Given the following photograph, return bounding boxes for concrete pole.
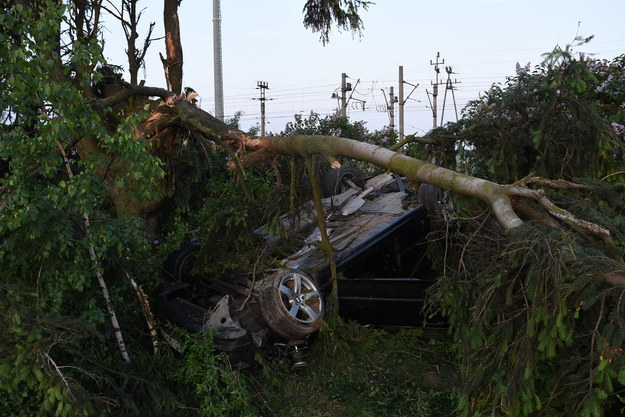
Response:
[432,78,438,129]
[256,81,269,136]
[389,86,396,130]
[441,78,448,127]
[341,72,347,118]
[430,52,443,129]
[398,66,405,142]
[212,0,224,121]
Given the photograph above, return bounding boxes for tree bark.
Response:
[233,135,525,229]
[232,135,615,247]
[161,0,183,94]
[126,0,139,85]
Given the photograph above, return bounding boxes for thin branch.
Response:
[602,170,625,181]
[389,134,437,151]
[588,295,606,391]
[305,155,339,312]
[55,140,130,363]
[42,351,74,400]
[127,273,159,356]
[90,82,174,111]
[536,194,611,243]
[514,174,589,190]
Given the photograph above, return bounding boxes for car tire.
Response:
[259,269,324,340]
[322,166,363,197]
[418,183,454,222]
[163,242,201,282]
[418,183,444,216]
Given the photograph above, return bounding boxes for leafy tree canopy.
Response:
[440,39,625,183]
[418,41,625,417]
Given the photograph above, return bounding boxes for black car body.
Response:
[156,172,444,367]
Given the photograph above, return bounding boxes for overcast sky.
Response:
[103,0,625,135]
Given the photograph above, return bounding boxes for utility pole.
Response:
[397,65,419,146]
[254,81,271,136]
[429,52,444,129]
[440,66,460,126]
[340,73,353,117]
[390,87,397,130]
[382,87,398,130]
[212,0,224,121]
[334,73,360,117]
[399,66,404,142]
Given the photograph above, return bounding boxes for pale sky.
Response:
[103,0,625,135]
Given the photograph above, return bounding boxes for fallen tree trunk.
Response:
[127,96,612,249]
[232,134,612,242]
[88,90,622,283]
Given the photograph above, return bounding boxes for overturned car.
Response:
[156,169,450,367]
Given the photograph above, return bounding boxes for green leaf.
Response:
[618,366,625,385]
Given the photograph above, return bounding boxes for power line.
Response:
[201,66,513,133]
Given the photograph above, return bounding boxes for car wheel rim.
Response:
[277,272,323,324]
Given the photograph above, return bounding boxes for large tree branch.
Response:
[153,99,613,244]
[232,135,613,240]
[103,95,613,250]
[234,135,526,229]
[389,134,437,151]
[90,82,174,111]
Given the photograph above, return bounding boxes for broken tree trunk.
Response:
[161,0,183,94]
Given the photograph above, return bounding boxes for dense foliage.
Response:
[1,3,429,416]
[0,2,177,415]
[450,40,625,182]
[425,43,625,416]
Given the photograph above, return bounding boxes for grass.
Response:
[245,317,459,417]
